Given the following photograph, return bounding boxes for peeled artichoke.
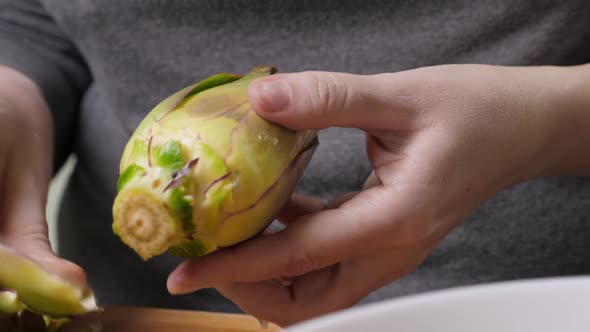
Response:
[112,66,318,260]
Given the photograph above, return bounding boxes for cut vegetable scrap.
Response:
[0,244,100,331]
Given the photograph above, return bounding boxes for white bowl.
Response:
[286,276,590,332]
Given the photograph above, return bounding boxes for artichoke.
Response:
[0,289,25,314]
[112,66,318,260]
[0,244,98,331]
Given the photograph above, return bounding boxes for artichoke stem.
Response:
[113,188,181,260]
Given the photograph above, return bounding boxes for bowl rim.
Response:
[286,275,590,331]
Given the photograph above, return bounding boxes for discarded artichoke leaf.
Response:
[0,244,98,318]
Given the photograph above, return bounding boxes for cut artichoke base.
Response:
[113,185,218,261]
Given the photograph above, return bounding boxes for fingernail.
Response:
[166,275,182,295]
[167,271,199,295]
[253,78,292,112]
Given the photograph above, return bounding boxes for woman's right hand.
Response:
[0,65,86,286]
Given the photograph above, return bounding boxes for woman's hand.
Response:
[167,64,590,326]
[0,65,86,286]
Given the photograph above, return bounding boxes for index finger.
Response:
[167,185,403,295]
[275,193,326,226]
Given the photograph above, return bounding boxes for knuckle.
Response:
[283,250,316,277]
[306,72,349,117]
[9,222,49,243]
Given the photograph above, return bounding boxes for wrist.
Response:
[536,64,590,177]
[0,65,49,121]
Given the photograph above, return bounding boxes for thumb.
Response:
[2,232,88,288]
[1,158,87,287]
[0,67,87,289]
[248,71,414,130]
[20,241,88,288]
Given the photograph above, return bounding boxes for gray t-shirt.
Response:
[1,0,590,313]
